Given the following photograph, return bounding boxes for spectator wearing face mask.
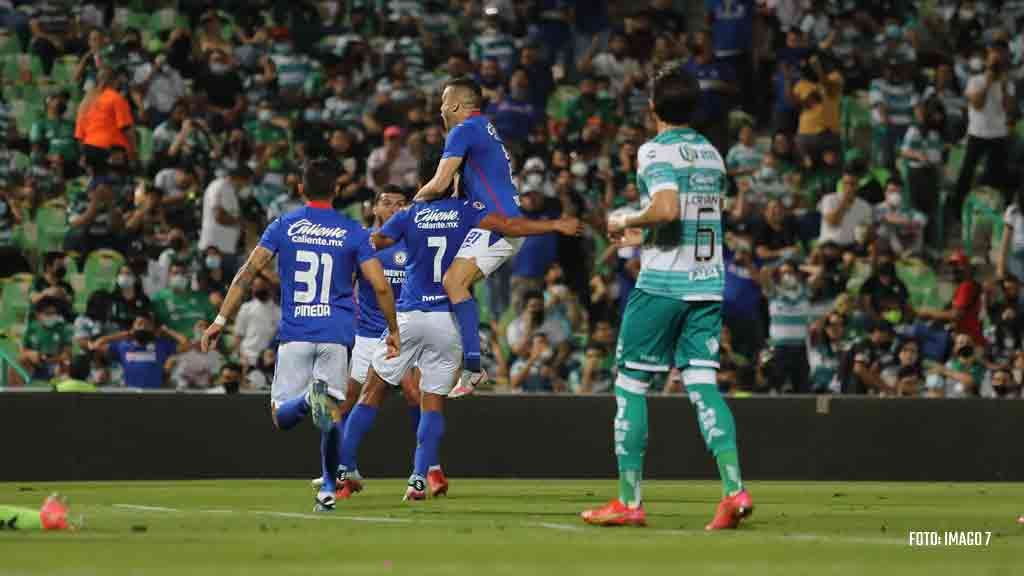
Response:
[17,298,72,384]
[245,347,277,391]
[206,363,243,395]
[152,261,215,337]
[168,319,224,390]
[506,290,570,366]
[510,332,562,393]
[196,246,230,308]
[918,249,985,347]
[92,311,190,389]
[869,59,918,171]
[760,259,813,393]
[30,251,74,320]
[842,317,898,395]
[755,199,802,266]
[881,339,923,396]
[921,63,967,142]
[233,275,281,373]
[873,179,927,258]
[199,165,251,277]
[107,264,152,331]
[195,48,245,129]
[818,156,874,247]
[808,312,850,394]
[954,41,1015,219]
[991,366,1022,399]
[859,250,910,324]
[509,186,560,310]
[901,100,945,250]
[926,332,986,398]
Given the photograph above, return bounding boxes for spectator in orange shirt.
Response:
[74,67,136,179]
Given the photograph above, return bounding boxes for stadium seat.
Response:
[83,249,125,298]
[0,273,34,329]
[136,126,154,166]
[35,199,68,255]
[961,186,1004,259]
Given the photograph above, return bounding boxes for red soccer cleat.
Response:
[335,477,364,500]
[39,493,71,531]
[427,468,448,497]
[580,500,647,527]
[705,489,754,531]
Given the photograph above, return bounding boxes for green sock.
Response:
[685,381,744,497]
[614,384,648,508]
[715,449,743,497]
[0,505,43,530]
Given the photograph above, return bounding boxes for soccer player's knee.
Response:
[614,369,651,395]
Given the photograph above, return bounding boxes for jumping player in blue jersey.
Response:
[343,150,582,501]
[414,76,533,398]
[201,158,399,513]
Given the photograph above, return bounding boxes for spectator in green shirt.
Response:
[19,297,72,382]
[152,261,216,336]
[29,93,78,170]
[244,100,289,149]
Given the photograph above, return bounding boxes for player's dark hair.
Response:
[375,184,410,204]
[444,75,483,108]
[418,146,444,187]
[303,157,338,200]
[44,251,65,269]
[650,67,698,126]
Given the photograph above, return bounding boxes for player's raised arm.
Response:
[414,156,463,202]
[359,257,400,358]
[479,212,584,237]
[202,245,274,352]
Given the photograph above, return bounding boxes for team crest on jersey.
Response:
[394,251,407,265]
[472,201,485,210]
[706,337,719,355]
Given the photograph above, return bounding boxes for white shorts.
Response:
[454,228,523,277]
[271,341,348,408]
[371,310,462,396]
[349,334,378,385]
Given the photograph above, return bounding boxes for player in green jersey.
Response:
[580,67,753,530]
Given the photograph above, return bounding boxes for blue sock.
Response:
[340,404,378,472]
[413,411,445,478]
[333,416,346,478]
[275,395,309,430]
[319,425,339,492]
[452,299,481,373]
[408,405,421,436]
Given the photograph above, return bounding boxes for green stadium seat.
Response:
[0,273,34,329]
[83,249,125,298]
[136,125,154,166]
[35,199,68,254]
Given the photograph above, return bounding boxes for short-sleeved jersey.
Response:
[378,199,486,313]
[635,127,726,301]
[441,113,521,218]
[356,229,407,338]
[259,204,375,345]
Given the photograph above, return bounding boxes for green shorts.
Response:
[615,289,722,373]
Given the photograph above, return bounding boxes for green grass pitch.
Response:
[1,479,1021,575]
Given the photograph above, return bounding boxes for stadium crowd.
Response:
[1,0,1023,399]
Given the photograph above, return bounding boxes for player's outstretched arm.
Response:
[414,156,463,202]
[479,213,584,237]
[202,246,274,352]
[359,258,400,358]
[607,188,680,233]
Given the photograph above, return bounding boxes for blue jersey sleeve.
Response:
[354,228,376,265]
[258,217,283,254]
[379,208,410,244]
[442,122,473,159]
[109,340,126,363]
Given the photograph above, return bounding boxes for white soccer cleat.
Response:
[313,490,336,512]
[448,369,487,399]
[403,475,426,501]
[308,379,337,431]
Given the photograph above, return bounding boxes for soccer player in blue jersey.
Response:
[311,184,433,498]
[414,76,530,398]
[342,150,582,500]
[201,158,399,513]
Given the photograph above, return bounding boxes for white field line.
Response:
[110,505,904,546]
